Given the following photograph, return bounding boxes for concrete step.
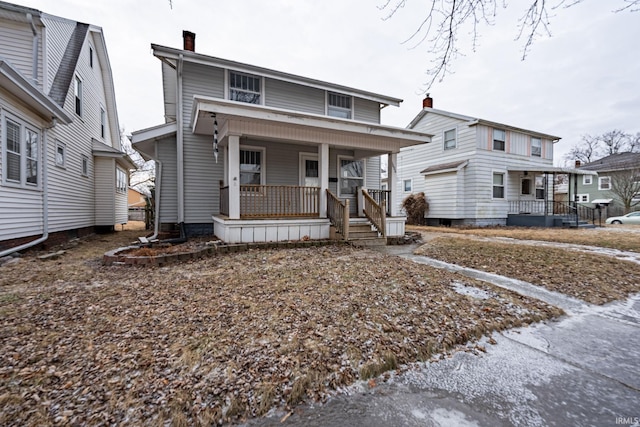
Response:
[348,236,388,247]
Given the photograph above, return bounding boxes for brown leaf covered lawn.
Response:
[415,236,640,305]
[0,233,562,426]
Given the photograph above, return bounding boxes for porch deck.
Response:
[507,200,601,228]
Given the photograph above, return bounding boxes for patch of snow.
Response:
[451,281,495,300]
[430,407,480,427]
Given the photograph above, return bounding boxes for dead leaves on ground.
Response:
[1,241,561,425]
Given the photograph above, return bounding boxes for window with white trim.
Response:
[89,46,94,68]
[575,194,589,203]
[338,157,364,196]
[2,112,39,188]
[599,176,611,190]
[535,176,545,200]
[403,179,412,192]
[443,128,457,150]
[492,172,505,198]
[116,167,127,193]
[82,155,89,177]
[240,148,265,186]
[327,92,352,119]
[229,71,261,104]
[74,76,83,116]
[100,107,106,138]
[55,141,66,167]
[493,129,505,151]
[583,175,593,185]
[531,137,541,157]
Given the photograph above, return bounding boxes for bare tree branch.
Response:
[380,0,639,91]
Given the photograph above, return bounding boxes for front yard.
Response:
[1,225,638,425]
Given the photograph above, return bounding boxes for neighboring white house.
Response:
[0,1,133,252]
[132,31,431,244]
[396,97,596,227]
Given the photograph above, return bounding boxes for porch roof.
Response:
[507,166,597,176]
[420,160,469,175]
[190,96,432,154]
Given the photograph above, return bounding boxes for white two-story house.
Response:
[0,1,133,253]
[396,97,596,227]
[132,31,432,244]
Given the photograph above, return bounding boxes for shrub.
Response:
[402,192,429,225]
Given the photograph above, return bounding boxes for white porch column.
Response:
[318,143,329,218]
[388,153,398,216]
[228,134,241,219]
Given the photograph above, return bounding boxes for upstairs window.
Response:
[100,107,106,138]
[583,175,592,185]
[493,129,505,151]
[328,92,352,119]
[531,137,541,157]
[599,176,611,190]
[2,113,39,188]
[443,128,457,150]
[229,71,261,104]
[74,76,83,116]
[89,46,94,68]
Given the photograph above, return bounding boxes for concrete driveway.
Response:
[244,243,640,427]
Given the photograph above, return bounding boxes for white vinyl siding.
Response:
[424,172,464,218]
[94,157,116,226]
[157,137,178,222]
[0,18,43,86]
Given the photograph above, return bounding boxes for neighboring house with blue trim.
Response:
[0,1,133,253]
[575,152,640,216]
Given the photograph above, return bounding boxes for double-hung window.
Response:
[328,92,352,119]
[531,137,541,157]
[100,107,106,138]
[599,176,611,190]
[55,141,66,168]
[492,172,505,198]
[2,113,39,188]
[403,179,412,192]
[229,71,261,104]
[535,176,545,199]
[116,167,127,193]
[338,157,364,196]
[493,129,506,151]
[443,128,457,150]
[583,175,592,185]
[240,148,264,187]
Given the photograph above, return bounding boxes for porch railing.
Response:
[508,200,599,226]
[219,185,320,218]
[362,189,386,238]
[367,189,391,216]
[327,189,349,239]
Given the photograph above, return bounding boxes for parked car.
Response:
[605,212,640,224]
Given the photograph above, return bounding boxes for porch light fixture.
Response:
[212,113,219,162]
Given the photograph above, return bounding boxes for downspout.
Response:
[149,159,162,240]
[176,54,184,224]
[0,120,55,257]
[27,13,39,86]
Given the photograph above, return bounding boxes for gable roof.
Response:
[579,152,640,172]
[48,22,89,107]
[408,107,561,142]
[151,44,403,108]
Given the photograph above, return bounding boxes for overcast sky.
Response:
[16,0,640,165]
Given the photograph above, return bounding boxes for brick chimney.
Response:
[422,94,433,109]
[575,160,581,168]
[183,30,196,52]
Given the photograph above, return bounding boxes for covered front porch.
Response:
[506,166,599,227]
[192,96,431,243]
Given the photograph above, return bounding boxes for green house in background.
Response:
[575,152,640,217]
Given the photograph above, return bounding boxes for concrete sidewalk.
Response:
[244,244,640,427]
